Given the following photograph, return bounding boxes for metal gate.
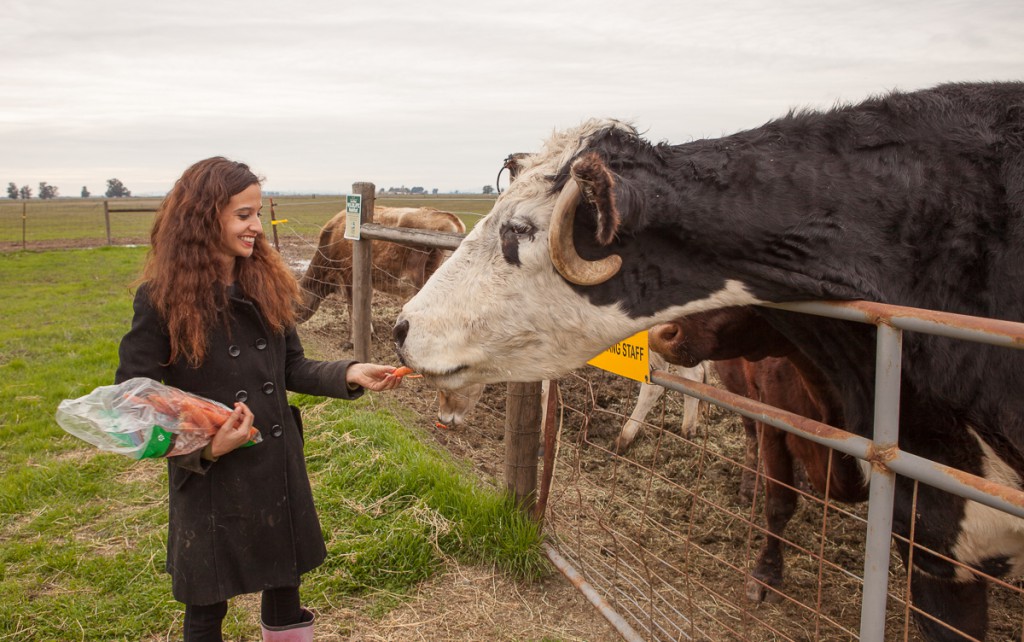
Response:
[542,299,1024,641]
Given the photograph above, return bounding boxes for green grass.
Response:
[0,247,544,640]
[0,194,496,247]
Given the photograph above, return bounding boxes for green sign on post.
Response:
[344,194,362,240]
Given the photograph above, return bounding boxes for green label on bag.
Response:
[139,425,174,459]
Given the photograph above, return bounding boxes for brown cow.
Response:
[296,207,466,339]
[650,307,868,604]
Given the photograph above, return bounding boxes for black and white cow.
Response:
[394,82,1024,641]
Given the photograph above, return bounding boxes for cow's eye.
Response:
[508,222,536,238]
[500,221,536,266]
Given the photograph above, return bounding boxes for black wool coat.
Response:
[115,284,361,605]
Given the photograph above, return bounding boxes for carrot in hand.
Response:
[129,388,259,441]
[392,366,423,379]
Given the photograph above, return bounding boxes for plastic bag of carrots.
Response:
[56,377,262,459]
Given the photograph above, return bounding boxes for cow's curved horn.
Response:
[549,179,622,285]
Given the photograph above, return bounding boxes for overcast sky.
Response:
[2,0,1022,196]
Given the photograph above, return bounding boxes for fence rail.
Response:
[0,194,495,252]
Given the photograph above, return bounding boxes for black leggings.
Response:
[183,586,302,641]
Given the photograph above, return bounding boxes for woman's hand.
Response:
[346,363,403,391]
[209,402,255,457]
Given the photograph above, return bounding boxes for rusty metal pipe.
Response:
[764,300,1024,349]
[544,543,646,642]
[650,370,1024,518]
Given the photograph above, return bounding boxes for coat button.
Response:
[255,338,267,350]
[262,382,275,395]
[235,390,248,402]
[228,345,240,357]
[270,424,283,438]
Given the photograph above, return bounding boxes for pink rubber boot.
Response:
[261,607,314,642]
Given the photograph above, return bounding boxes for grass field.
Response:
[0,194,497,249]
[0,247,543,640]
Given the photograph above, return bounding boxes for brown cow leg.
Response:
[746,425,795,604]
[739,416,759,503]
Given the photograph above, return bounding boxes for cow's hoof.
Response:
[745,576,783,604]
[611,437,632,455]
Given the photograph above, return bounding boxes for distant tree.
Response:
[38,182,59,199]
[411,186,425,194]
[482,185,494,195]
[19,185,32,199]
[432,188,438,195]
[81,186,90,198]
[105,178,131,198]
[6,182,17,199]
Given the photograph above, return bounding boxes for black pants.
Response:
[183,586,302,641]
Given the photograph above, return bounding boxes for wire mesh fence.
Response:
[437,360,1024,642]
[0,194,493,252]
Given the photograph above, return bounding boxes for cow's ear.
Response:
[570,152,620,246]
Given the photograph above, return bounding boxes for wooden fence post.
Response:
[351,182,375,362]
[22,201,27,250]
[505,381,543,512]
[269,198,279,251]
[103,200,112,245]
[499,154,544,515]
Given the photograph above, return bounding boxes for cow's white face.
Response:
[394,192,758,389]
[393,119,761,389]
[395,193,639,388]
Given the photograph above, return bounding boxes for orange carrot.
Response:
[177,397,218,436]
[392,366,423,379]
[128,394,177,417]
[129,389,259,439]
[181,396,231,428]
[175,419,204,435]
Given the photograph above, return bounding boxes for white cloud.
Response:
[1,0,1022,194]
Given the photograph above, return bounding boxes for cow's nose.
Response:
[652,322,681,346]
[393,318,409,348]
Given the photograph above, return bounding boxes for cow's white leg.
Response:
[613,380,665,453]
[676,362,707,437]
[614,356,710,453]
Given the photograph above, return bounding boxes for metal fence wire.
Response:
[309,211,1024,642]
[540,301,1024,642]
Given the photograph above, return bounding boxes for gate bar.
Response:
[859,322,901,642]
[649,372,1024,519]
[764,300,1024,349]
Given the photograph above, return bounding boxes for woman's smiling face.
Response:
[217,183,263,277]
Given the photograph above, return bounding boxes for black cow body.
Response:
[395,82,1024,640]
[571,83,1024,641]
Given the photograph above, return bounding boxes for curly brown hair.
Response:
[141,157,299,366]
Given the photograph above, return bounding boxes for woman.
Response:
[116,157,402,641]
